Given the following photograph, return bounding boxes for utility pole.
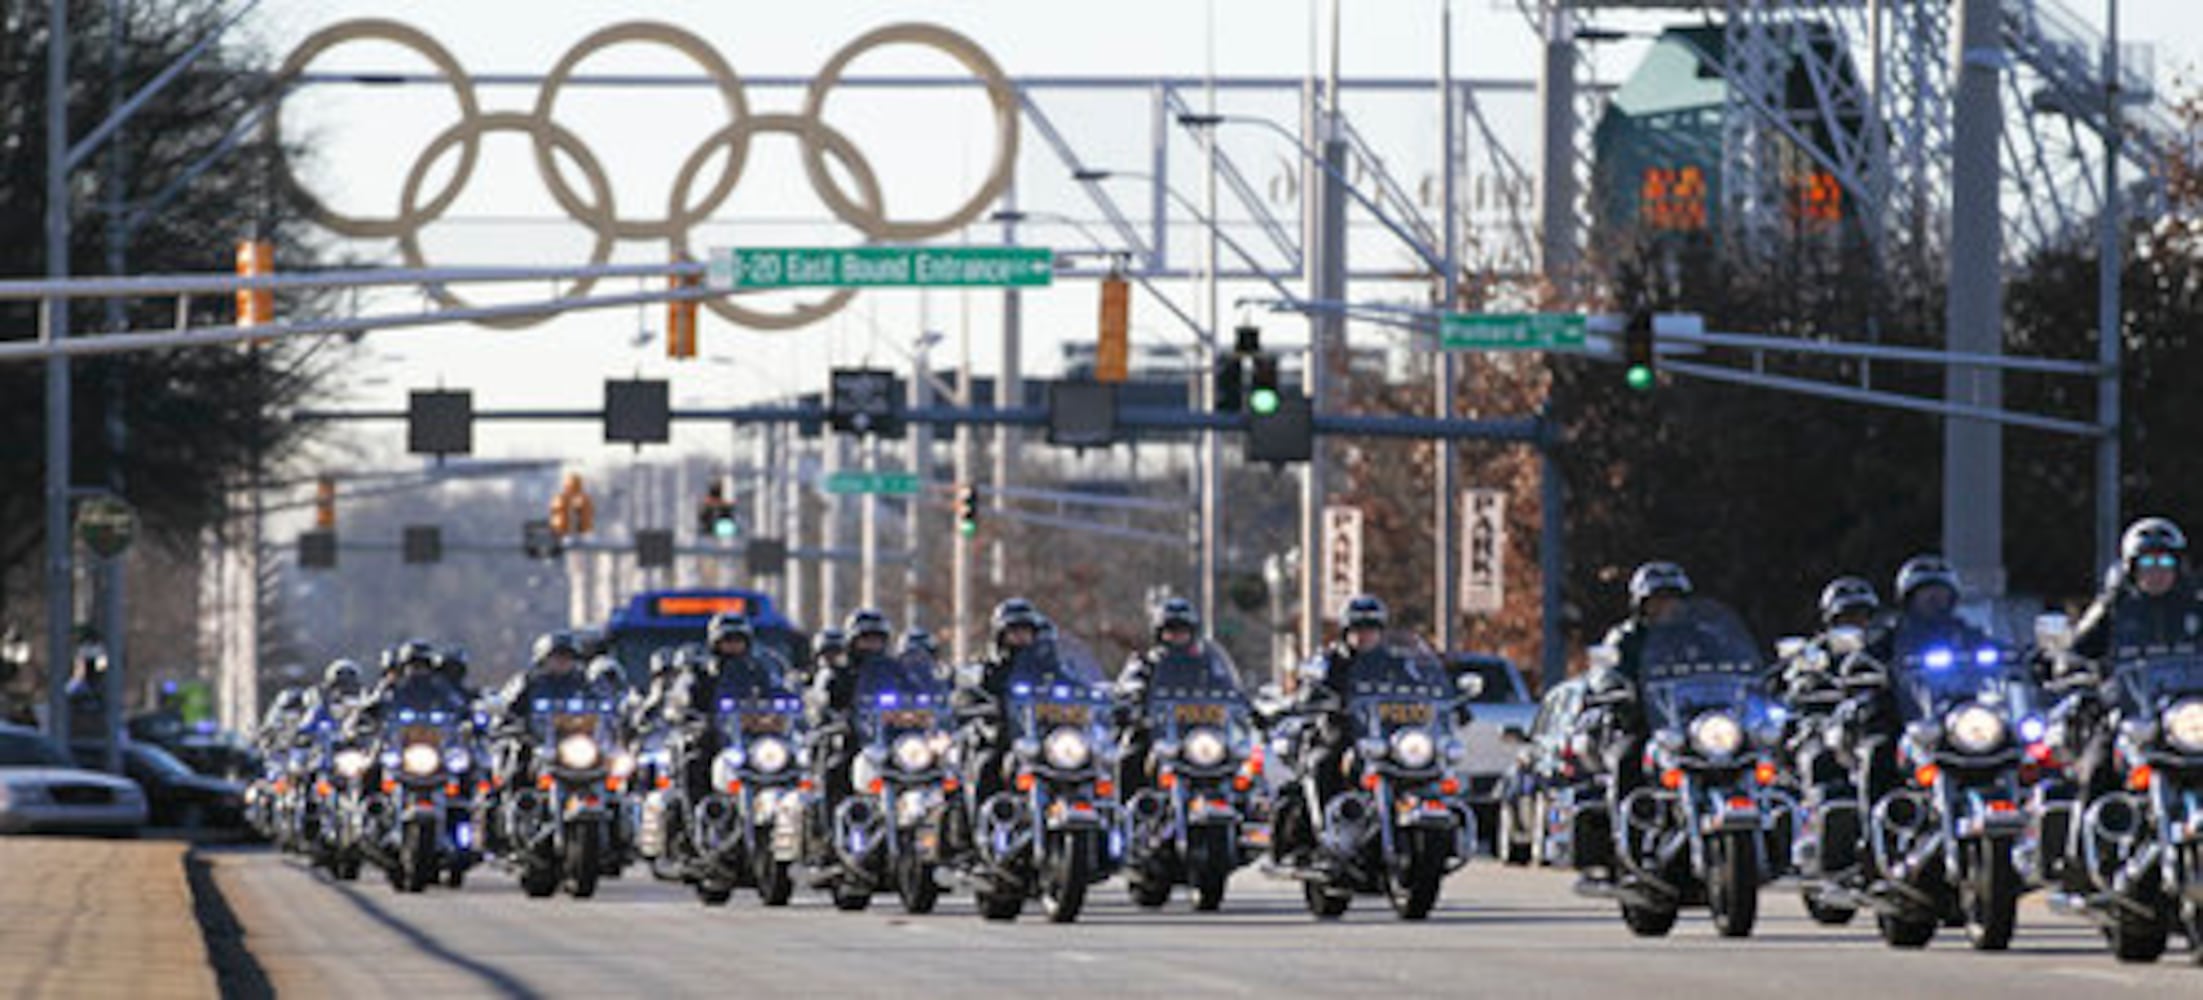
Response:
[98,0,129,774]
[993,183,1022,588]
[907,329,936,630]
[2095,0,2123,573]
[822,436,845,621]
[1200,13,1223,633]
[1434,0,1460,652]
[953,293,977,664]
[860,439,879,610]
[1946,0,2006,597]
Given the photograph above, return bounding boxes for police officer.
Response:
[1577,563,1695,822]
[809,609,895,819]
[669,614,784,806]
[952,598,1045,811]
[436,646,477,703]
[1777,577,1880,790]
[1272,594,1390,865]
[1835,555,1993,808]
[352,639,466,739]
[799,628,846,692]
[1115,597,1204,797]
[2059,518,2203,879]
[491,632,592,785]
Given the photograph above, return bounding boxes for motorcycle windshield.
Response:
[2109,646,2203,716]
[854,651,952,741]
[714,695,803,741]
[1003,638,1114,744]
[1341,633,1452,742]
[1889,638,2029,724]
[712,651,797,703]
[1635,601,1771,732]
[1145,643,1252,737]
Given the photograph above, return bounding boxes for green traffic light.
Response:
[712,517,739,540]
[1626,365,1655,391]
[1249,387,1281,415]
[958,519,977,538]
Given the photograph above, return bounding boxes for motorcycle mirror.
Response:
[1775,636,1807,661]
[2033,612,2074,654]
[1586,644,1621,673]
[1826,626,1865,656]
[1455,672,1486,700]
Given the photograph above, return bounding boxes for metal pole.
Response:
[1200,14,1223,633]
[44,0,75,746]
[1539,416,1566,684]
[993,183,1022,588]
[1300,3,1346,657]
[860,440,879,610]
[1535,1,1580,295]
[97,0,130,774]
[1946,0,2006,597]
[2095,0,2123,573]
[782,424,807,628]
[821,436,843,620]
[953,296,976,664]
[906,332,933,630]
[1434,0,1459,651]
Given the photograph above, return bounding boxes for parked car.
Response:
[0,724,148,836]
[1445,653,1538,847]
[1494,676,1589,866]
[71,740,247,832]
[130,713,263,782]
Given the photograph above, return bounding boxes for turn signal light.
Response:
[1753,761,1779,787]
[725,779,743,795]
[798,778,815,793]
[2126,765,2154,792]
[446,782,462,797]
[655,775,673,791]
[942,776,960,793]
[1438,777,1462,796]
[1014,772,1036,793]
[1157,771,1178,790]
[313,780,332,797]
[1231,775,1253,793]
[1095,779,1116,799]
[1659,769,1684,791]
[537,774,556,792]
[868,777,886,795]
[606,775,626,793]
[1912,764,1940,789]
[1360,773,1383,792]
[380,779,398,794]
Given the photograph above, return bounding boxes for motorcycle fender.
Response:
[1396,799,1456,830]
[769,794,805,862]
[1700,793,1762,835]
[1956,790,2025,839]
[1187,797,1240,824]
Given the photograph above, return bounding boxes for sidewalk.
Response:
[0,837,220,998]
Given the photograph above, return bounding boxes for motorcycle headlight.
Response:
[1043,727,1093,770]
[748,737,792,775]
[333,749,370,778]
[400,743,441,777]
[2162,698,2203,754]
[892,734,937,773]
[1945,704,2007,755]
[443,746,472,774]
[1689,712,1745,760]
[1184,727,1230,769]
[1390,729,1438,769]
[555,734,601,770]
[609,751,637,778]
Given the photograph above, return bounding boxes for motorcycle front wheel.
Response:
[896,853,940,914]
[565,826,602,899]
[755,852,794,907]
[1387,828,1448,920]
[1189,824,1233,912]
[1706,831,1759,938]
[399,820,437,894]
[1621,902,1678,937]
[1303,879,1352,919]
[1042,830,1094,924]
[1961,836,2017,951]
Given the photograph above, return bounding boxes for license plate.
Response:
[882,709,936,729]
[1377,702,1434,725]
[1034,703,1092,726]
[1174,703,1229,726]
[400,726,441,745]
[740,714,789,734]
[553,715,597,738]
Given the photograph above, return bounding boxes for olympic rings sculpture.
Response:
[265,19,1021,330]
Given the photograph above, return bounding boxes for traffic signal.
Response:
[235,239,273,327]
[1624,309,1656,391]
[1095,275,1129,383]
[1214,355,1245,413]
[523,519,560,559]
[298,530,337,570]
[550,474,594,537]
[314,476,336,531]
[1249,355,1282,416]
[667,273,699,359]
[697,482,739,539]
[1247,391,1314,464]
[402,525,442,565]
[955,484,981,538]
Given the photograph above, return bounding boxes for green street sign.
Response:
[1439,312,1586,351]
[75,495,138,560]
[709,246,1054,290]
[823,471,923,496]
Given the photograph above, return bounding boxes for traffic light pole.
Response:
[43,0,75,752]
[1433,2,1460,652]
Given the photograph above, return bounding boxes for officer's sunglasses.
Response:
[2138,553,2179,570]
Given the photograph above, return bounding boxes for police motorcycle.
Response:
[1573,602,1784,938]
[950,636,1123,922]
[365,694,475,893]
[500,691,634,899]
[1773,631,1869,926]
[1827,630,2041,949]
[640,653,808,907]
[778,651,956,913]
[2037,616,2203,962]
[1269,633,1478,920]
[1122,642,1265,911]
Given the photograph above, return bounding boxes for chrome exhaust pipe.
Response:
[2081,792,2144,887]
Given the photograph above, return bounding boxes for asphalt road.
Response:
[206,850,2195,999]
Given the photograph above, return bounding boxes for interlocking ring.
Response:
[267,18,1024,332]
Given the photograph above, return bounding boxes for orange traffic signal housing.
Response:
[1095,275,1129,383]
[667,273,699,359]
[235,239,274,326]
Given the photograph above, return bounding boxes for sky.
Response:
[248,0,2203,491]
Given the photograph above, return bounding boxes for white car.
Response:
[0,724,148,836]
